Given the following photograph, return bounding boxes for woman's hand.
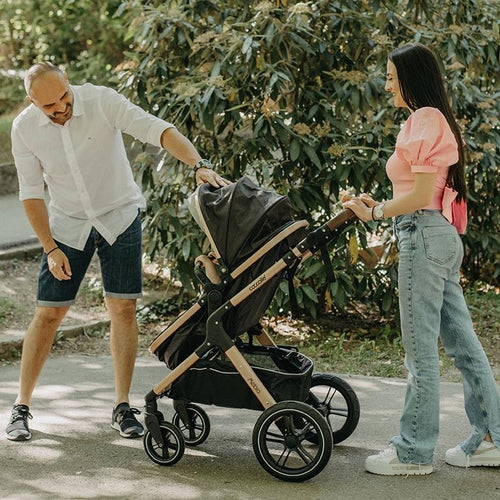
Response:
[342,197,374,222]
[359,193,377,207]
[339,190,355,203]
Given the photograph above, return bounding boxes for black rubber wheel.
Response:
[143,422,185,466]
[252,401,332,482]
[306,373,360,444]
[172,403,211,446]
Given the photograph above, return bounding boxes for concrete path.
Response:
[1,355,498,500]
[0,193,38,248]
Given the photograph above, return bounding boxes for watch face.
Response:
[196,159,212,169]
[375,205,384,218]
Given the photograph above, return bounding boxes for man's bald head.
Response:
[24,62,65,96]
[25,62,73,125]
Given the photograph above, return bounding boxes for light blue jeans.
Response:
[390,210,500,464]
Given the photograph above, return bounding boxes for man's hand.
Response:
[195,167,231,188]
[47,248,72,281]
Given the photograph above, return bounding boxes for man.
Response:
[6,61,229,441]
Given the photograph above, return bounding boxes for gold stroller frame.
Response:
[143,208,356,482]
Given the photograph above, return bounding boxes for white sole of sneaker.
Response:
[446,458,500,467]
[111,421,144,438]
[366,464,434,476]
[6,431,31,441]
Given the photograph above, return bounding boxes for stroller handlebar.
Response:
[325,208,357,231]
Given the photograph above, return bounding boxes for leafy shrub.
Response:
[115,0,500,316]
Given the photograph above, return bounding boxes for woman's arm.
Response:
[343,172,437,221]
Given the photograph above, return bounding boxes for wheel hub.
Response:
[284,434,299,448]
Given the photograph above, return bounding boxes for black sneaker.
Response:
[6,404,32,441]
[111,402,144,438]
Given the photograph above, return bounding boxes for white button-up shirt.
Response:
[11,83,174,250]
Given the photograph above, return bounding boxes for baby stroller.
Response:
[144,177,360,482]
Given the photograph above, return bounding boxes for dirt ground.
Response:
[1,255,499,382]
[0,254,173,359]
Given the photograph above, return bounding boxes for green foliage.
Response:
[115,0,500,316]
[0,0,128,111]
[0,0,498,317]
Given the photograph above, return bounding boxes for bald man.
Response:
[6,62,229,441]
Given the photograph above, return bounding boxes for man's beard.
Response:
[50,103,73,123]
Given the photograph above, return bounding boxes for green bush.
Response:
[1,1,497,317]
[116,0,499,316]
[0,0,128,102]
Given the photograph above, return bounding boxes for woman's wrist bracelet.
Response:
[46,246,59,256]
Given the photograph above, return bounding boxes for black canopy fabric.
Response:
[189,177,293,268]
[158,177,305,368]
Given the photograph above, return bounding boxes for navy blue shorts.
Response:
[37,213,142,307]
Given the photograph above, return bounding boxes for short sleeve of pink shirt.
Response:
[395,107,458,173]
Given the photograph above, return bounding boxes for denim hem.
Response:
[37,299,75,307]
[103,291,142,300]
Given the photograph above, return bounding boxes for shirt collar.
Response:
[37,84,82,126]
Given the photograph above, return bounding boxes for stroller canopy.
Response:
[188,177,293,268]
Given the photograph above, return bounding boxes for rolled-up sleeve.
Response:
[11,125,45,200]
[99,87,175,147]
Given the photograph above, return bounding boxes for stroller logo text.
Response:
[249,275,267,291]
[248,377,261,393]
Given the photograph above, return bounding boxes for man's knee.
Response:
[33,306,68,326]
[106,298,137,324]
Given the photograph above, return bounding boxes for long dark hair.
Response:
[389,43,467,202]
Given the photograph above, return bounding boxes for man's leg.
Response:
[97,212,144,438]
[106,297,143,438]
[105,297,138,406]
[6,234,94,441]
[17,306,69,406]
[6,305,69,440]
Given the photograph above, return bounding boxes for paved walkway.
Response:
[0,193,39,248]
[1,355,499,500]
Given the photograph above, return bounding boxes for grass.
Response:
[252,281,500,382]
[0,114,14,164]
[0,297,18,327]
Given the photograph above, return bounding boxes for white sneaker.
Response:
[365,444,433,476]
[445,440,500,467]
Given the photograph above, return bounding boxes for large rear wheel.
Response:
[306,373,360,444]
[252,401,332,482]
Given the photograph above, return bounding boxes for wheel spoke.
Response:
[265,429,286,445]
[328,408,348,418]
[295,420,315,440]
[277,447,293,467]
[295,444,314,465]
[324,387,338,406]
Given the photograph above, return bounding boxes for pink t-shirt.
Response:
[386,107,459,210]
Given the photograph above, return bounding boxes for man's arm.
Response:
[23,199,72,280]
[160,127,201,167]
[160,127,230,187]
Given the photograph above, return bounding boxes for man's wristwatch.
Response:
[193,159,213,172]
[372,202,387,221]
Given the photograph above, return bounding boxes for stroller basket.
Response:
[169,344,313,411]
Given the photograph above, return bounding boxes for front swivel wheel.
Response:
[172,403,211,446]
[144,421,185,466]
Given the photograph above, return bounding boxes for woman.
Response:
[343,42,500,475]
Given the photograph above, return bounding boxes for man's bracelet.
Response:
[193,159,213,173]
[46,246,59,256]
